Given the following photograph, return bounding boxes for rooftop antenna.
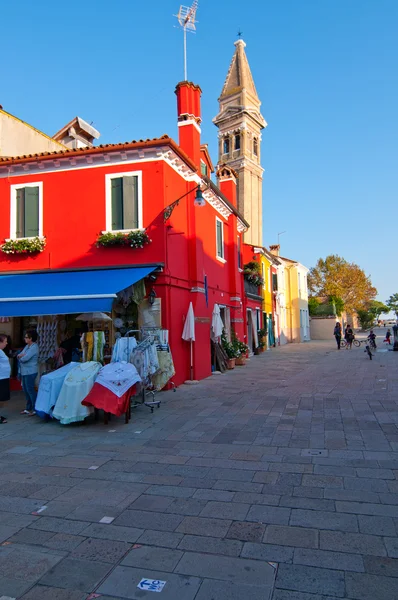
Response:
[277,230,286,246]
[175,0,198,81]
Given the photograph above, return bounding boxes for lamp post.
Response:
[163,184,206,222]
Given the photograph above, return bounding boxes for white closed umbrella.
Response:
[182,302,195,380]
[211,304,224,341]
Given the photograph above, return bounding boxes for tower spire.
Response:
[213,39,267,247]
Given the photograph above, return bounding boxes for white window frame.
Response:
[216,217,226,263]
[10,182,43,240]
[105,170,143,233]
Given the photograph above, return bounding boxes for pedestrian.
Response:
[18,329,39,416]
[0,334,10,423]
[385,329,391,345]
[345,324,354,349]
[333,322,342,349]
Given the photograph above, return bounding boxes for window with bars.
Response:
[216,218,224,260]
[110,175,139,231]
[13,185,41,238]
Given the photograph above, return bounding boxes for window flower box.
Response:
[1,237,46,255]
[97,230,151,249]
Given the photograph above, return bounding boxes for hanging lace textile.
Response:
[82,362,141,417]
[52,361,101,425]
[36,362,79,420]
[151,349,175,391]
[37,318,58,363]
[81,332,105,363]
[130,339,159,385]
[112,336,138,363]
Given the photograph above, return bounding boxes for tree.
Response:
[308,255,377,314]
[357,309,375,330]
[386,293,398,317]
[368,300,389,319]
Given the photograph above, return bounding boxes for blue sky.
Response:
[2,0,397,310]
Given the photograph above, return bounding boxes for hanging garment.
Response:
[82,362,141,416]
[35,362,79,420]
[52,361,101,425]
[151,350,175,391]
[130,341,159,384]
[112,336,138,363]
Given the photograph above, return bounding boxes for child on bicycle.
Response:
[367,330,377,349]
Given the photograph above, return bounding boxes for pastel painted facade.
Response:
[0,108,66,157]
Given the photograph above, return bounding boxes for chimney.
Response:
[175,81,202,169]
[269,244,280,256]
[216,164,238,207]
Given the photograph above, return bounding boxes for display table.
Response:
[36,362,79,420]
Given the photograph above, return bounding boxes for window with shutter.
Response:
[110,175,139,231]
[15,186,39,238]
[216,219,224,259]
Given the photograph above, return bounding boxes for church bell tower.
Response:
[213,39,266,247]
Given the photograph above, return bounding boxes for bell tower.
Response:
[213,39,266,246]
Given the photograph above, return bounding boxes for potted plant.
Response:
[243,261,264,287]
[221,332,238,369]
[97,230,151,248]
[254,340,266,354]
[234,338,249,365]
[257,328,267,353]
[1,236,46,255]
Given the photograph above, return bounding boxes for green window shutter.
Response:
[24,187,40,237]
[111,177,124,230]
[216,220,223,258]
[122,176,139,230]
[16,188,25,238]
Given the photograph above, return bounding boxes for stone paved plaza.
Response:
[0,338,397,599]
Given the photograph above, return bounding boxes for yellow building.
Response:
[253,246,280,348]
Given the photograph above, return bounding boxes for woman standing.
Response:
[0,335,10,423]
[18,329,39,416]
[345,324,354,349]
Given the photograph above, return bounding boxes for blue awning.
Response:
[0,266,156,317]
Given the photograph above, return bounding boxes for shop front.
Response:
[0,264,177,424]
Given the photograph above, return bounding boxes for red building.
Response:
[0,82,264,385]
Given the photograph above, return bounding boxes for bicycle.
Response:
[340,339,362,348]
[364,344,373,360]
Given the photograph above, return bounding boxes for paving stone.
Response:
[275,563,345,597]
[356,468,395,479]
[7,528,55,546]
[385,537,398,558]
[177,534,242,557]
[71,537,131,563]
[44,533,86,551]
[232,491,280,506]
[193,488,235,501]
[246,505,291,525]
[0,496,44,514]
[290,508,358,532]
[302,474,343,488]
[363,555,398,578]
[98,566,201,599]
[293,486,324,499]
[128,494,174,512]
[208,467,254,481]
[335,501,397,518]
[252,471,279,484]
[194,578,275,600]
[137,529,183,549]
[345,572,398,600]
[176,516,232,537]
[264,525,319,549]
[241,541,294,563]
[320,531,387,556]
[0,577,33,598]
[28,517,89,535]
[226,521,265,542]
[0,512,38,528]
[279,496,335,511]
[324,488,380,503]
[144,485,196,498]
[0,524,24,543]
[20,585,86,599]
[79,522,144,543]
[39,557,112,592]
[0,546,63,582]
[213,479,263,492]
[358,515,397,537]
[121,544,183,571]
[113,509,183,532]
[294,547,365,572]
[199,500,249,521]
[65,504,124,522]
[273,592,340,600]
[175,551,276,585]
[344,477,389,493]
